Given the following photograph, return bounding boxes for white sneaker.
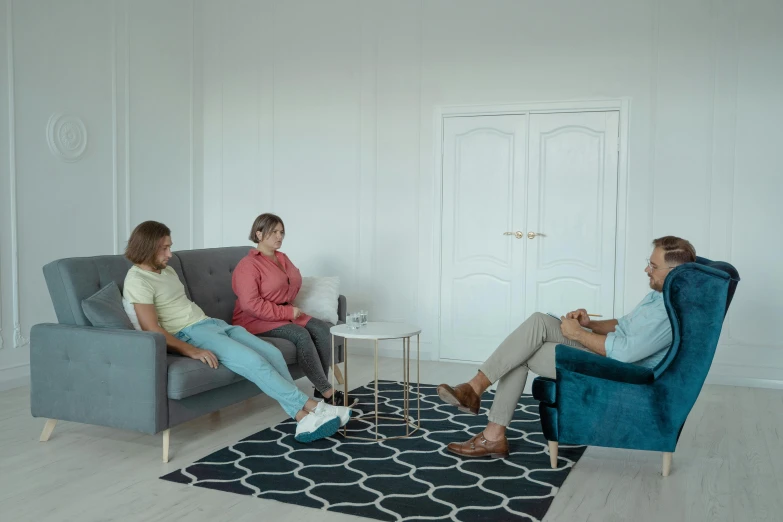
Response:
[314,400,353,427]
[294,412,340,443]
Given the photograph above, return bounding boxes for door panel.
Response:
[524,111,619,319]
[440,115,528,362]
[439,110,619,362]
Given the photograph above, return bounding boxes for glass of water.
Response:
[359,310,368,326]
[348,313,361,329]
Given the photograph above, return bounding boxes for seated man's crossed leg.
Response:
[437,313,589,459]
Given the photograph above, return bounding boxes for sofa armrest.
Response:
[332,295,347,363]
[338,295,347,323]
[30,323,168,434]
[555,344,654,385]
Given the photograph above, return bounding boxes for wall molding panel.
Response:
[0,0,201,388]
[6,0,27,350]
[1,0,781,390]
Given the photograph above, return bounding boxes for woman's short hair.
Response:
[249,213,285,243]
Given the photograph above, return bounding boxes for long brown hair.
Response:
[125,221,171,265]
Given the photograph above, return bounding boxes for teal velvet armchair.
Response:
[532,257,739,476]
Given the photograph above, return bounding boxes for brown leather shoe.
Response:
[447,432,509,459]
[437,383,481,415]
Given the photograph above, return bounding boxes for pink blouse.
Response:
[231,249,312,334]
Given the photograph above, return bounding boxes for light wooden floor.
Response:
[1,356,781,522]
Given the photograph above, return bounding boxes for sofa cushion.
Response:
[81,282,134,330]
[294,276,340,324]
[175,247,248,324]
[167,336,298,399]
[122,297,143,330]
[167,356,244,400]
[43,254,189,327]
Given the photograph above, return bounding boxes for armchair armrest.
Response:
[30,323,168,434]
[555,345,654,385]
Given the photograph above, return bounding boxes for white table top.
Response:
[330,322,421,340]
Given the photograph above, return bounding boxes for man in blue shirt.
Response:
[437,236,696,459]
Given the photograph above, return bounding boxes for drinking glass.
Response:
[348,313,361,329]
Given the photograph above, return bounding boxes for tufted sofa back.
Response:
[43,247,250,326]
[175,247,248,324]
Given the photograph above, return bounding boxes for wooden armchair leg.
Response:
[333,364,345,385]
[163,429,170,463]
[662,452,672,477]
[549,441,559,468]
[39,419,58,442]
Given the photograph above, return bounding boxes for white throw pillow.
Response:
[122,297,143,331]
[293,276,340,325]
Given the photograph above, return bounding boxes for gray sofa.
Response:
[30,246,345,461]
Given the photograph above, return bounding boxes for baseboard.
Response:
[706,363,783,390]
[6,353,775,392]
[0,363,30,392]
[706,373,783,390]
[343,340,436,362]
[385,354,783,390]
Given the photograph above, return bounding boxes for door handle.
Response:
[527,232,545,239]
[503,231,524,239]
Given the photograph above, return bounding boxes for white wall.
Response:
[0,0,202,390]
[198,0,783,386]
[2,0,782,390]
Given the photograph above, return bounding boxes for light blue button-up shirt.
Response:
[605,291,672,368]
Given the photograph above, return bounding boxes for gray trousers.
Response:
[479,312,589,427]
[263,317,334,394]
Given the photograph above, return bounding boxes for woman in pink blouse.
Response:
[232,213,349,406]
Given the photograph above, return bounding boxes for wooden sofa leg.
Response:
[549,441,558,468]
[333,364,345,385]
[662,452,672,477]
[39,419,57,442]
[163,429,170,463]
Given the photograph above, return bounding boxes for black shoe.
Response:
[314,388,358,407]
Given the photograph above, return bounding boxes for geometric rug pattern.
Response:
[161,381,586,522]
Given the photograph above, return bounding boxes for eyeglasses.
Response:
[646,259,674,272]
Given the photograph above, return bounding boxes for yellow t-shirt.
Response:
[123,265,207,334]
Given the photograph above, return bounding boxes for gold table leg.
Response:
[375,339,379,440]
[344,337,349,436]
[330,333,334,396]
[337,333,421,441]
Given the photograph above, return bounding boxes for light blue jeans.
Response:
[175,318,308,419]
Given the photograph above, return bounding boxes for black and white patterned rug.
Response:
[161,381,585,522]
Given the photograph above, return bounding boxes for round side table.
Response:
[330,322,421,441]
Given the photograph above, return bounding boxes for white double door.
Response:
[440,111,620,362]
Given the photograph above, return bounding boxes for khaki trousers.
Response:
[478,312,590,426]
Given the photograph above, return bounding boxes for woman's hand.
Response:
[292,306,302,320]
